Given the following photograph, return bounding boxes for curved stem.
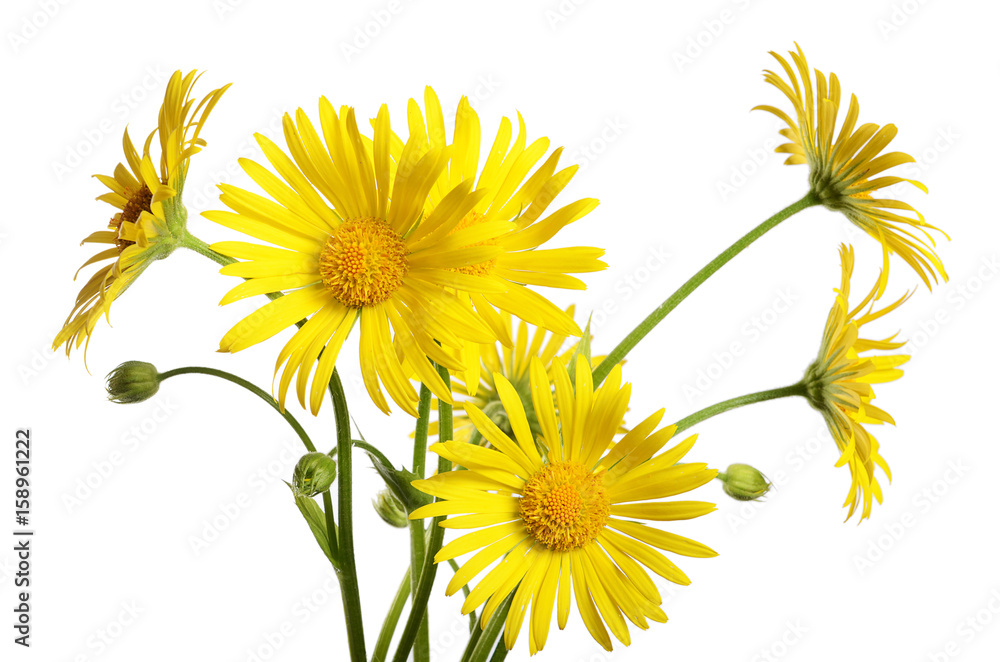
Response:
[394,369,454,662]
[372,568,412,662]
[179,232,235,267]
[408,384,433,662]
[157,366,316,452]
[179,233,289,305]
[672,382,808,435]
[353,438,395,474]
[328,369,366,662]
[592,192,820,385]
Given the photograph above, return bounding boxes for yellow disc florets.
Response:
[519,461,610,551]
[450,210,498,277]
[319,217,408,308]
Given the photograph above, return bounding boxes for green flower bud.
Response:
[292,452,338,497]
[106,361,161,404]
[373,489,407,528]
[718,463,771,501]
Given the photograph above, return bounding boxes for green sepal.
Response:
[369,455,430,513]
[285,481,339,568]
[351,435,430,512]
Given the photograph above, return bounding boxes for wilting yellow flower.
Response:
[54,71,229,357]
[402,88,606,390]
[207,102,523,416]
[804,244,911,521]
[755,44,947,295]
[411,357,718,653]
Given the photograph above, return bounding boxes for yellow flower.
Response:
[207,102,519,416]
[411,357,718,653]
[54,71,229,358]
[755,44,947,295]
[804,244,911,522]
[435,307,621,447]
[402,88,607,390]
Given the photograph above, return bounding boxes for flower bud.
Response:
[718,463,771,501]
[373,489,407,528]
[292,452,338,497]
[106,361,161,404]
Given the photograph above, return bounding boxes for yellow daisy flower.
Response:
[207,102,520,416]
[54,71,229,357]
[804,244,911,521]
[755,44,947,295]
[399,88,607,391]
[434,307,622,447]
[411,357,718,653]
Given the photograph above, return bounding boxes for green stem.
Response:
[157,366,316,452]
[328,370,366,662]
[353,438,395,475]
[179,232,235,267]
[394,370,453,662]
[488,643,509,662]
[372,568,412,662]
[412,384,433,478]
[460,624,484,662]
[181,232,294,309]
[159,364,344,595]
[672,382,808,435]
[435,362,454,471]
[592,191,820,385]
[409,384,433,662]
[466,596,512,662]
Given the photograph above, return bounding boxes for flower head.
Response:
[54,71,229,358]
[373,489,408,528]
[755,44,947,295]
[411,357,718,653]
[718,464,771,501]
[402,88,607,389]
[292,452,338,497]
[208,101,511,416]
[436,308,621,448]
[210,92,605,417]
[805,244,911,521]
[105,361,161,404]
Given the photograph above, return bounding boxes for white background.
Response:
[2,0,999,660]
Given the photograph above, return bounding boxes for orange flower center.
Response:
[519,461,610,551]
[319,217,408,308]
